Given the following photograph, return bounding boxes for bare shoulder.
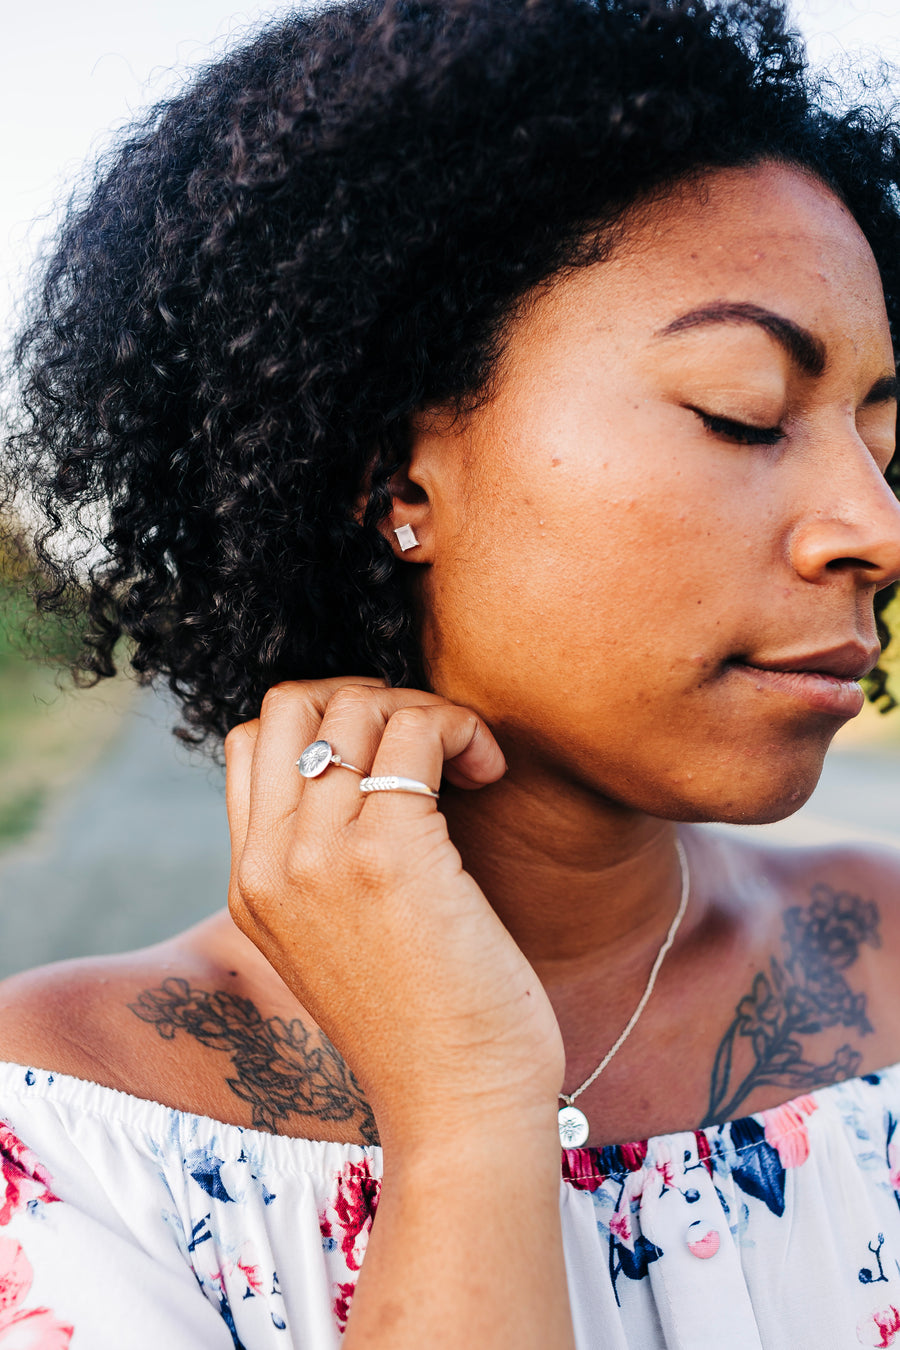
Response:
[710,826,900,907]
[0,912,270,1087]
[712,828,900,1021]
[687,829,900,1121]
[0,954,121,1069]
[0,948,181,1087]
[0,923,377,1145]
[760,836,900,921]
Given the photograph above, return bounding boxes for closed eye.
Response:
[690,407,786,447]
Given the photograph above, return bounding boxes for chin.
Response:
[700,792,817,828]
[646,740,830,827]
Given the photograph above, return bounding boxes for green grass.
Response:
[0,569,135,853]
[0,786,45,846]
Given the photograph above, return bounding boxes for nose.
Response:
[788,444,900,590]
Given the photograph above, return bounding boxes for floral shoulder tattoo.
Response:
[128,978,378,1143]
[701,883,880,1127]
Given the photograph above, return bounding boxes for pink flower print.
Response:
[0,1128,59,1228]
[209,1243,266,1301]
[888,1141,900,1194]
[333,1282,355,1333]
[622,1167,646,1206]
[858,1305,900,1347]
[0,1237,73,1348]
[609,1209,632,1244]
[319,1160,382,1333]
[608,1168,647,1250]
[654,1143,674,1190]
[694,1131,714,1178]
[235,1249,264,1298]
[686,1227,721,1260]
[760,1095,818,1169]
[560,1150,605,1191]
[319,1160,381,1274]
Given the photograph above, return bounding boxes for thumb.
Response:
[223,719,260,890]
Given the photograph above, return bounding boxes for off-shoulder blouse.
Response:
[2,1058,900,1348]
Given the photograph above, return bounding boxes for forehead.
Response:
[512,161,891,365]
[623,161,876,286]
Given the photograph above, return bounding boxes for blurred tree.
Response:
[0,528,132,851]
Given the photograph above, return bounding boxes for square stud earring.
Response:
[393,524,420,552]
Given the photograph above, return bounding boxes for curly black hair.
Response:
[3,0,900,745]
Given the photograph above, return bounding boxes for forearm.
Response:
[343,1113,576,1350]
[226,682,573,1341]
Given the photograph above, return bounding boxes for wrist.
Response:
[375,1093,562,1166]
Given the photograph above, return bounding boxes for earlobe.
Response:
[370,402,461,559]
[393,524,421,552]
[379,460,432,560]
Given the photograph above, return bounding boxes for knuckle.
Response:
[229,887,278,949]
[283,839,317,888]
[259,682,298,718]
[224,719,258,760]
[235,850,277,910]
[348,833,392,888]
[326,684,378,719]
[388,704,431,734]
[227,887,255,937]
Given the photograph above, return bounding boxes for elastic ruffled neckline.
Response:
[561,1063,900,1186]
[0,1060,382,1180]
[2,1057,898,1186]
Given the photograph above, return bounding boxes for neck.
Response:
[439,755,695,988]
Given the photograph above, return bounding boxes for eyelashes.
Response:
[690,407,786,447]
[688,407,894,472]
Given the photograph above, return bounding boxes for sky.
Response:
[1,0,900,333]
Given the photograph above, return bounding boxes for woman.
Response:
[1,0,900,1344]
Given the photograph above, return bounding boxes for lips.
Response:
[739,642,881,682]
[728,643,878,718]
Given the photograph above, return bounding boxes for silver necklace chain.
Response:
[558,836,690,1147]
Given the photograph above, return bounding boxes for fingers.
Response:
[226,678,384,913]
[295,684,414,828]
[300,685,461,827]
[247,676,386,827]
[227,677,508,976]
[305,691,506,830]
[362,703,504,816]
[230,677,507,873]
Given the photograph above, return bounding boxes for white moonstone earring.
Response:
[393,524,420,552]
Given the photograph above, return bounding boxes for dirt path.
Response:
[0,688,229,979]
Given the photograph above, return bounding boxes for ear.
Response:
[377,459,433,562]
[363,404,466,561]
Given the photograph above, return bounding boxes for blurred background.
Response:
[1,0,899,980]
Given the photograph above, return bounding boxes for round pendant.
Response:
[558,1105,590,1148]
[297,740,334,778]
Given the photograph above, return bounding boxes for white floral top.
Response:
[4,1059,900,1348]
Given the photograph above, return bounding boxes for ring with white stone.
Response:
[359,775,439,800]
[296,739,367,779]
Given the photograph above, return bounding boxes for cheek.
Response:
[493,470,751,645]
[422,406,786,706]
[425,485,719,703]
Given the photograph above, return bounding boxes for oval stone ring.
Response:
[296,739,368,779]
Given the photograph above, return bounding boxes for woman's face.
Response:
[409,161,900,823]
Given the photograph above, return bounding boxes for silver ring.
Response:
[360,775,439,800]
[296,739,367,778]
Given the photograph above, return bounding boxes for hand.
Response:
[224,679,565,1151]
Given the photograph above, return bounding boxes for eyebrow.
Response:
[862,373,900,407]
[655,300,899,406]
[655,301,827,377]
